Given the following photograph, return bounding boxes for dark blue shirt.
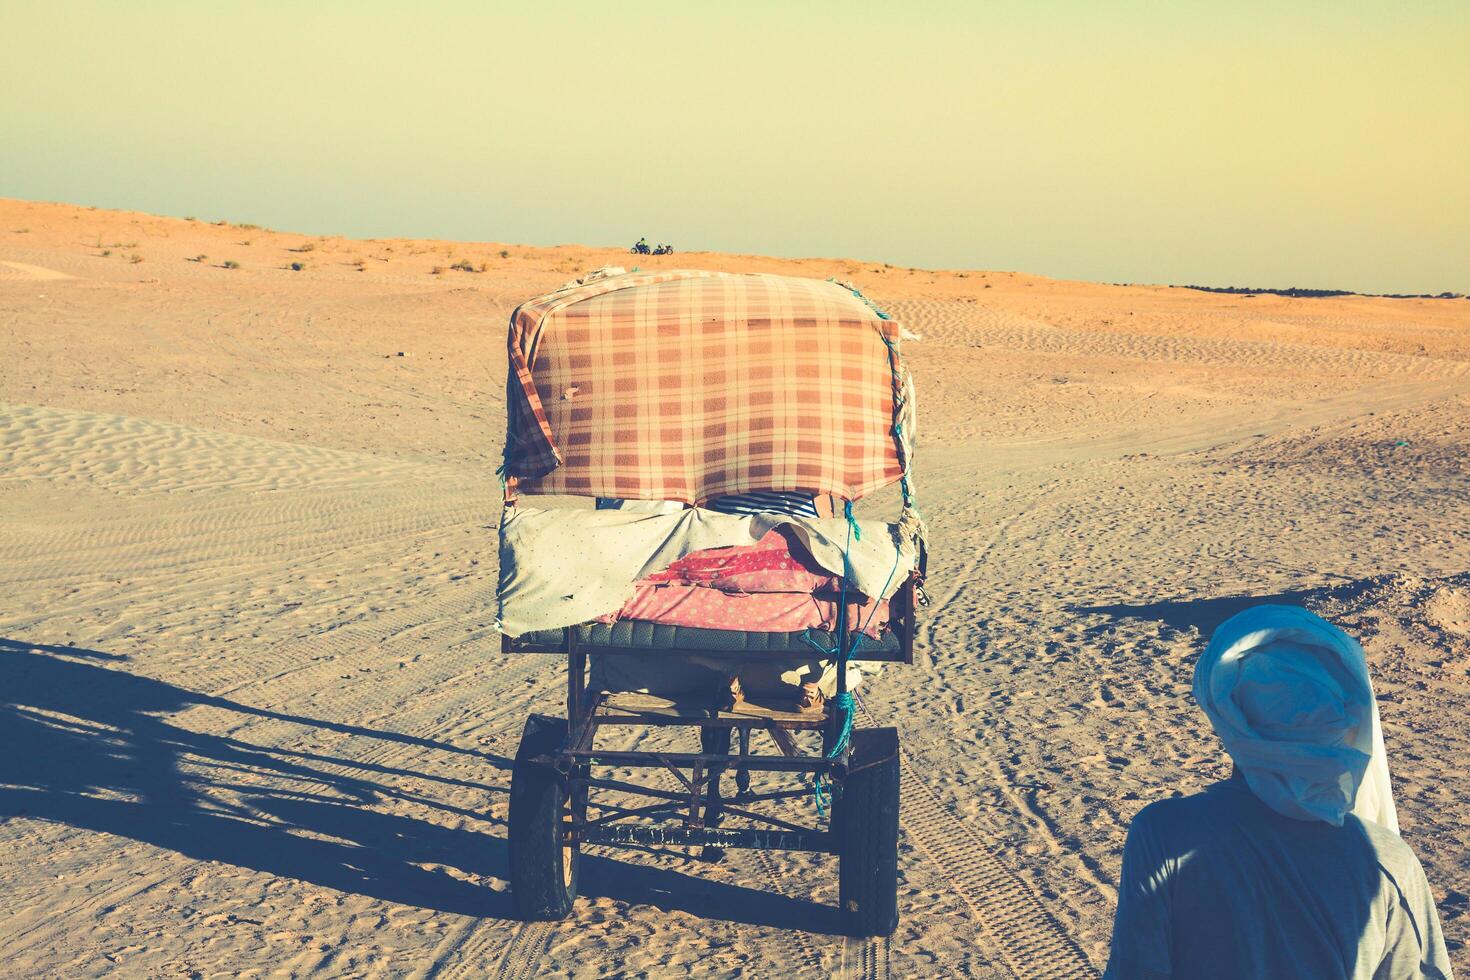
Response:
[1105,775,1450,979]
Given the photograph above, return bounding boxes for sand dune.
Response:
[3,198,1468,977]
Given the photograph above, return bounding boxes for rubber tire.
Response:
[509,714,579,920]
[835,727,900,937]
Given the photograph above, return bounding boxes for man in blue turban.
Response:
[1104,605,1451,979]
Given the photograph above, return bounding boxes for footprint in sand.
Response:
[0,260,75,281]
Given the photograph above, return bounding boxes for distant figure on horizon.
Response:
[1104,605,1451,980]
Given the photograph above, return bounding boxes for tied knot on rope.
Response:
[827,691,856,757]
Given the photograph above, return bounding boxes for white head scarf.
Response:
[1193,605,1398,832]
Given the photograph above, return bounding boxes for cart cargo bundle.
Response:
[497,268,925,937]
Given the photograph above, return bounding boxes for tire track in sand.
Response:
[749,849,828,976]
[843,933,891,980]
[486,922,555,980]
[858,701,1098,979]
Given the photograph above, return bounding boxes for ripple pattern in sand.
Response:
[1,403,470,495]
[886,298,1470,380]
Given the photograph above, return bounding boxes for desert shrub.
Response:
[187,254,206,262]
[293,243,315,253]
[100,249,111,257]
[223,260,240,269]
[128,254,144,264]
[431,266,446,275]
[499,249,509,259]
[450,259,477,273]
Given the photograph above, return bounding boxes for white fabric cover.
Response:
[595,499,686,515]
[497,505,916,638]
[1193,605,1398,832]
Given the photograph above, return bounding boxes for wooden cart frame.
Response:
[497,271,922,936]
[502,488,920,936]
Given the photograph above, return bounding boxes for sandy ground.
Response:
[2,197,1468,978]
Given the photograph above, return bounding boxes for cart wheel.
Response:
[509,714,579,920]
[835,727,900,937]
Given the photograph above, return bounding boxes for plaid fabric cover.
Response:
[504,270,907,502]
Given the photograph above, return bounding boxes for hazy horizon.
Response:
[3,1,1467,294]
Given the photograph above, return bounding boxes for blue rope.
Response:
[828,691,856,756]
[809,509,905,813]
[814,690,857,815]
[829,277,893,320]
[813,509,866,813]
[813,508,855,812]
[836,503,854,635]
[830,278,917,512]
[813,771,832,813]
[810,282,916,812]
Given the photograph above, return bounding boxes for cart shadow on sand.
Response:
[0,639,837,932]
[1068,578,1381,637]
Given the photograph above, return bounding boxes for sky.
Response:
[2,1,1467,294]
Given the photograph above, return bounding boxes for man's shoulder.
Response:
[1349,816,1425,881]
[1133,782,1236,821]
[1127,783,1238,843]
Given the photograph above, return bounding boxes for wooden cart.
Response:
[497,270,923,937]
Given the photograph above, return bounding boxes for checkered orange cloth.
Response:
[504,270,908,503]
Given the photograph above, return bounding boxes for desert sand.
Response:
[2,197,1468,978]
